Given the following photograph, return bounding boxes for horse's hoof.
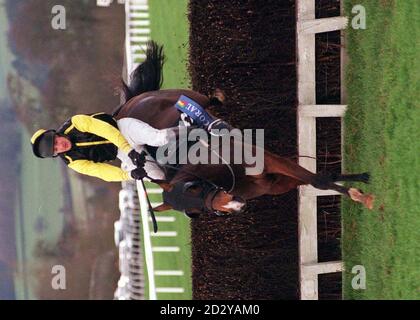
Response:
[364,194,375,210]
[348,188,363,202]
[348,188,375,210]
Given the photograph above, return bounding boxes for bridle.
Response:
[140,128,237,218]
[143,133,237,194]
[196,138,236,193]
[182,180,228,216]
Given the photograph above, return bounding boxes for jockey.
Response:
[30,112,170,182]
[31,94,232,182]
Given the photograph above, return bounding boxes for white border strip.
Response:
[136,181,157,300]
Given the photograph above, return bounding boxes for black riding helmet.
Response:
[31,129,57,158]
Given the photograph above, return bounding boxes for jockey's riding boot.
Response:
[207,119,231,136]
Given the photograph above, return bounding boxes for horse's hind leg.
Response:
[266,174,305,196]
[263,150,363,189]
[262,151,375,209]
[325,182,375,210]
[263,151,317,185]
[305,172,374,209]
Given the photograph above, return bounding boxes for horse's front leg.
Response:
[263,150,317,185]
[263,150,374,209]
[232,173,303,199]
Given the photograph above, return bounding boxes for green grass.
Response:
[138,0,192,300]
[142,183,192,300]
[342,0,420,299]
[147,0,191,89]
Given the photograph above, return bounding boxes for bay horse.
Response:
[113,41,374,215]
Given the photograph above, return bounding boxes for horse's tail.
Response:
[115,41,165,115]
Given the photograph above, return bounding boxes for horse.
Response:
[113,41,374,216]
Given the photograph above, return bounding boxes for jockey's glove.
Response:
[130,167,147,180]
[128,149,146,168]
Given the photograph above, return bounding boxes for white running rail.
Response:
[125,0,157,300]
[296,0,348,300]
[136,181,157,300]
[125,0,150,76]
[123,0,186,300]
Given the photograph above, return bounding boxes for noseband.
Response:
[162,180,227,216]
[183,181,227,216]
[192,182,228,216]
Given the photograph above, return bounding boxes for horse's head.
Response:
[152,180,246,217]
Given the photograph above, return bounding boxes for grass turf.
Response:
[148,0,191,89]
[141,182,192,300]
[342,0,419,299]
[138,0,192,300]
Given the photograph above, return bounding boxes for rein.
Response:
[205,185,226,216]
[139,177,158,233]
[144,157,230,215]
[143,136,236,193]
[196,138,236,193]
[138,129,237,217]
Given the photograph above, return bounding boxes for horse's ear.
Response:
[153,203,173,212]
[151,179,174,192]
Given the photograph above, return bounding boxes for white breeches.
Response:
[117,148,166,181]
